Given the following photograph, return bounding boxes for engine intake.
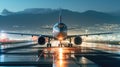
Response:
[74,36,82,45]
[38,36,45,45]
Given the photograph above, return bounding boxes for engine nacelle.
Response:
[74,36,82,45]
[38,36,45,45]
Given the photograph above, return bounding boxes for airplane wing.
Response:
[1,31,114,38]
[67,32,113,38]
[1,31,53,38]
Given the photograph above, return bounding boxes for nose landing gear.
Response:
[58,41,62,47]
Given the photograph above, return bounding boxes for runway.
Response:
[0,42,120,67]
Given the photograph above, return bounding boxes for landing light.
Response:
[58,37,63,41]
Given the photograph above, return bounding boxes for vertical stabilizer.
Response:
[59,9,62,23]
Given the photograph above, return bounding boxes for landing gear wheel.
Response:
[68,43,73,47]
[68,43,70,47]
[70,44,73,47]
[47,43,51,47]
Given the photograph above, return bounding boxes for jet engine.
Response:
[38,36,45,45]
[74,36,82,45]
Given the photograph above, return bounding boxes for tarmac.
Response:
[0,42,120,67]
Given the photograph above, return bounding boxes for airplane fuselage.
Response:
[53,22,67,41]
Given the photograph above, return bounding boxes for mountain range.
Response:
[0,8,120,30]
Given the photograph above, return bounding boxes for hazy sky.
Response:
[0,0,120,12]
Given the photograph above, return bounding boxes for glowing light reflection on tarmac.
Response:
[81,57,87,64]
[59,48,63,60]
[51,41,59,46]
[0,55,4,62]
[55,48,67,67]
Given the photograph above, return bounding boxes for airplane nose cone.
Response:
[59,26,66,31]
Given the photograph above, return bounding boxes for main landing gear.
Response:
[68,38,73,47]
[47,37,51,47]
[47,43,51,47]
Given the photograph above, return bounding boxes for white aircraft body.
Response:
[1,10,113,47]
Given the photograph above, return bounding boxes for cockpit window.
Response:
[58,24,64,28]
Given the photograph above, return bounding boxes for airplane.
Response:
[1,10,113,47]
